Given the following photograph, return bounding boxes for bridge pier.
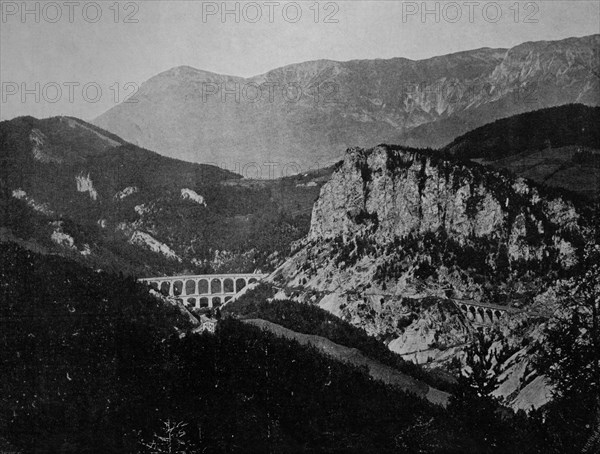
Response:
[139,273,267,310]
[455,301,508,326]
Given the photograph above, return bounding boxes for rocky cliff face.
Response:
[94,35,599,172]
[308,146,584,264]
[270,145,594,409]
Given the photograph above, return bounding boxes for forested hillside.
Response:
[5,244,580,454]
[0,116,328,276]
[225,283,456,393]
[0,242,552,453]
[443,105,600,161]
[443,105,600,198]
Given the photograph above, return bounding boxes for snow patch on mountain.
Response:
[49,222,94,257]
[114,186,138,200]
[135,204,150,216]
[545,198,579,227]
[63,116,121,147]
[30,129,63,164]
[181,188,206,206]
[51,227,75,250]
[12,189,54,215]
[129,231,181,261]
[510,376,553,411]
[11,189,26,199]
[30,129,47,161]
[554,237,578,268]
[318,293,345,317]
[75,173,98,200]
[492,346,553,411]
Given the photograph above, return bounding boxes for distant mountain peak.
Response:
[94,34,600,175]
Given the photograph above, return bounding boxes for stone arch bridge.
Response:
[454,300,516,326]
[139,273,267,309]
[363,292,518,326]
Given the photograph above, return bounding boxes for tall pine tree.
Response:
[536,244,600,453]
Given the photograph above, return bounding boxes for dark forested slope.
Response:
[1,242,552,453]
[442,105,600,198]
[0,116,328,275]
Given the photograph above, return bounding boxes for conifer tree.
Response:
[139,419,201,454]
[447,329,509,453]
[536,244,600,452]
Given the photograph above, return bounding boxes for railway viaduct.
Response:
[454,300,513,325]
[139,273,267,309]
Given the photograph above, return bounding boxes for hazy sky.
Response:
[1,0,598,120]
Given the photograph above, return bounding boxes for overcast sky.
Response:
[1,0,598,120]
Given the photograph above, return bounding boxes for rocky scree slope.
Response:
[270,145,595,409]
[400,34,600,148]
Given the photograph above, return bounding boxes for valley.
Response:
[1,32,599,453]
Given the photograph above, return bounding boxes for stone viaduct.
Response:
[454,299,514,326]
[140,276,520,326]
[362,292,516,326]
[139,273,267,309]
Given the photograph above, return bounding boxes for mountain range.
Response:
[2,30,600,454]
[94,34,600,175]
[5,111,591,411]
[2,103,597,280]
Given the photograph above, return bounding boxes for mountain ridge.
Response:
[164,45,508,80]
[94,34,599,173]
[442,104,600,199]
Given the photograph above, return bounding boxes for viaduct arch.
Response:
[454,300,511,326]
[363,292,515,326]
[139,273,267,309]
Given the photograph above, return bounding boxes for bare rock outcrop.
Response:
[271,144,593,410]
